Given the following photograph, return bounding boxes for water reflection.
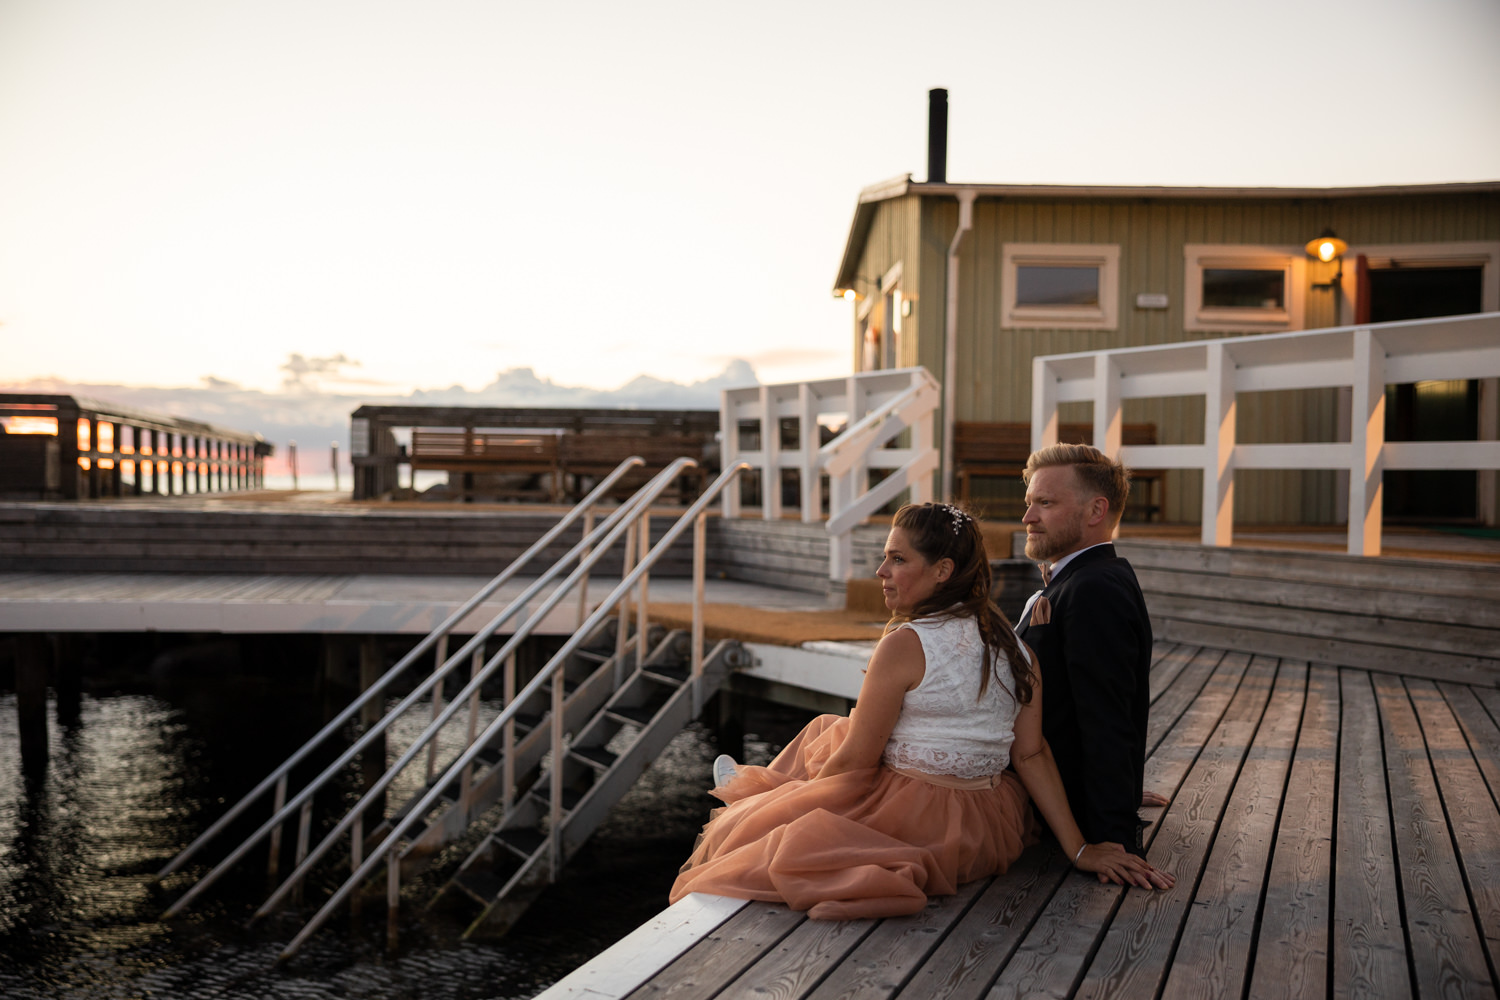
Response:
[1,678,812,1000]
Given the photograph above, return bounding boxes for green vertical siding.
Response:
[892,190,1500,523]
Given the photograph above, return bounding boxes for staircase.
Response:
[435,626,738,938]
[154,456,752,961]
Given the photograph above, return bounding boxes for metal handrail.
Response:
[248,459,695,925]
[156,457,658,912]
[277,460,749,961]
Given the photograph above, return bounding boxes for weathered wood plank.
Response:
[1397,678,1500,995]
[806,877,988,1000]
[893,846,1070,1000]
[1439,682,1500,812]
[1137,564,1500,631]
[1248,664,1339,1000]
[1074,654,1280,1000]
[1147,646,1227,757]
[1148,590,1500,659]
[1149,642,1198,700]
[626,901,805,1000]
[1160,659,1305,999]
[1153,618,1499,689]
[1333,669,1411,1000]
[535,892,749,1000]
[988,652,1254,1000]
[719,914,876,999]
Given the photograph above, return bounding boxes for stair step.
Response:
[496,826,547,858]
[572,745,617,770]
[476,745,502,768]
[572,648,608,664]
[452,870,508,906]
[644,663,689,685]
[608,705,657,727]
[527,784,583,811]
[513,712,544,732]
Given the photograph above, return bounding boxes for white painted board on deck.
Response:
[531,893,749,1000]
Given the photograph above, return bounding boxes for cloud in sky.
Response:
[2,359,762,478]
[0,0,1496,398]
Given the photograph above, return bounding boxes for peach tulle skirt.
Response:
[669,715,1037,920]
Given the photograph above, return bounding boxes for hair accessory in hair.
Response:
[935,503,972,534]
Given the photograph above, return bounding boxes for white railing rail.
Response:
[1031,311,1500,556]
[720,367,940,581]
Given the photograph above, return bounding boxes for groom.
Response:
[1013,444,1153,855]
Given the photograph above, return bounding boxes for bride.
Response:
[670,501,1173,919]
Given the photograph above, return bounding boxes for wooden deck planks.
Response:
[891,847,1069,1000]
[1374,674,1497,999]
[1160,659,1308,1000]
[1073,654,1280,1000]
[985,651,1255,999]
[553,650,1500,1000]
[1334,669,1411,1000]
[1248,664,1339,1000]
[806,878,987,1000]
[627,902,806,1000]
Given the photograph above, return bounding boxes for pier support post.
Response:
[359,636,386,815]
[16,634,52,783]
[712,690,745,763]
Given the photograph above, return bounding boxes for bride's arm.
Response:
[817,627,925,779]
[1010,651,1174,890]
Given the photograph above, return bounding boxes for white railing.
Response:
[721,367,940,581]
[1031,311,1500,556]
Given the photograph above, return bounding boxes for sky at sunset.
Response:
[2,0,1498,399]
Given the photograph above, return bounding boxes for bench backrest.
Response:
[410,430,561,462]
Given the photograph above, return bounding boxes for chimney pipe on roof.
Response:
[927,88,948,184]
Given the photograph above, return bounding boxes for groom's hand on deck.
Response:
[1076,841,1175,890]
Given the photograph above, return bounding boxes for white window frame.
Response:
[1185,244,1306,332]
[1001,243,1120,330]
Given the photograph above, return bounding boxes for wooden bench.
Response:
[409,429,563,501]
[560,432,712,502]
[955,421,1165,520]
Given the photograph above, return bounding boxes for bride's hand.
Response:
[1073,842,1175,890]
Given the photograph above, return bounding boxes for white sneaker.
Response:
[713,754,739,788]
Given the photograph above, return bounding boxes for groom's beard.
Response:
[1024,508,1088,564]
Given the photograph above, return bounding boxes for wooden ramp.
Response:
[536,642,1500,1000]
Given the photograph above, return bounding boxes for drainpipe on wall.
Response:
[942,189,976,501]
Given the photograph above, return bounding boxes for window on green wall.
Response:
[1002,243,1120,330]
[1185,244,1305,332]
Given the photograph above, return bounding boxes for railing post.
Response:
[799,383,821,522]
[1349,327,1386,556]
[460,648,481,806]
[267,775,287,881]
[1031,357,1060,452]
[759,384,781,520]
[615,524,636,678]
[720,390,741,520]
[1093,353,1123,458]
[691,511,707,682]
[425,634,448,783]
[1202,341,1236,548]
[635,512,650,671]
[910,373,935,505]
[576,510,594,630]
[502,649,517,812]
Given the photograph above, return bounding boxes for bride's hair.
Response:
[884,502,1034,704]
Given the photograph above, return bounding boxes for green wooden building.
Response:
[834,172,1500,526]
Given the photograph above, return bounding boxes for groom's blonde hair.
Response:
[1022,443,1131,525]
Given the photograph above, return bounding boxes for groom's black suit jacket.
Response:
[1014,543,1152,854]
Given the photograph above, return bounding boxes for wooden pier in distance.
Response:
[539,638,1500,1000]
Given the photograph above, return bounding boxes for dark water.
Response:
[0,657,805,1000]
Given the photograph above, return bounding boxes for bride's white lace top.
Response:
[882,615,1022,779]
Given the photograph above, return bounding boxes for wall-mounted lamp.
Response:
[836,288,858,303]
[1306,228,1348,288]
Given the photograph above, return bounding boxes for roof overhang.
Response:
[833,177,1500,294]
